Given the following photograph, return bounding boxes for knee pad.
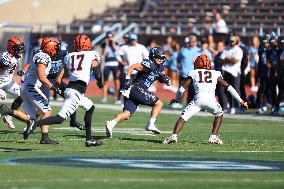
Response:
[11,97,23,110]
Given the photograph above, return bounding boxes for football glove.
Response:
[158,74,171,86]
[123,77,131,90]
[51,85,65,98]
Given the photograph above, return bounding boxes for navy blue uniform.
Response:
[123,59,164,114]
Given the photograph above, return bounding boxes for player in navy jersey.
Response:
[105,47,170,138]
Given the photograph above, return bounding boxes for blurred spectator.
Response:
[199,39,214,64]
[162,36,173,53]
[249,36,260,93]
[173,35,200,109]
[212,12,228,34]
[214,40,226,109]
[116,33,130,103]
[119,33,149,82]
[257,34,271,113]
[139,0,160,17]
[207,34,216,56]
[221,35,243,114]
[101,32,121,103]
[274,36,284,114]
[267,34,279,113]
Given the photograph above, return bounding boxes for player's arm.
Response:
[92,59,103,89]
[169,77,192,105]
[36,63,53,88]
[217,77,248,110]
[126,63,145,78]
[55,64,65,86]
[17,63,30,76]
[157,72,171,86]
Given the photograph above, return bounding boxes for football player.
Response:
[41,40,85,130]
[0,37,62,144]
[105,47,170,138]
[163,54,248,145]
[22,34,103,147]
[0,36,25,129]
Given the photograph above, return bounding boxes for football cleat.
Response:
[3,115,15,129]
[85,138,103,147]
[70,121,86,130]
[105,121,113,139]
[145,124,161,134]
[208,135,223,145]
[162,134,177,144]
[23,119,35,140]
[40,138,59,145]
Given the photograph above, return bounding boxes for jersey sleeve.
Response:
[0,52,12,66]
[91,51,101,62]
[34,52,51,66]
[141,59,151,69]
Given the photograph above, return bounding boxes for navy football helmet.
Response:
[149,47,166,63]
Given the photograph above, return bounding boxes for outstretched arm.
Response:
[170,77,192,104]
[217,77,248,110]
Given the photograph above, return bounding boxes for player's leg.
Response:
[145,100,163,134]
[21,86,57,144]
[106,97,136,138]
[79,97,103,147]
[2,81,22,128]
[163,100,201,144]
[205,100,224,144]
[69,111,85,130]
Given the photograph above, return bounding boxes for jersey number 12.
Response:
[197,71,212,83]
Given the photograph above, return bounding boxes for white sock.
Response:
[149,117,156,126]
[108,119,117,129]
[172,134,177,138]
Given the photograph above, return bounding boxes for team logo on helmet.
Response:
[74,34,92,51]
[194,54,211,70]
[41,37,60,57]
[149,47,166,63]
[7,36,25,58]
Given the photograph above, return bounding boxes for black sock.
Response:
[34,115,65,128]
[84,106,95,141]
[70,111,77,125]
[41,133,49,141]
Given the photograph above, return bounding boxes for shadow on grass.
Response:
[62,134,108,140]
[119,137,161,143]
[0,130,18,134]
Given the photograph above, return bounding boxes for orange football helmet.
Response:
[74,34,92,51]
[41,37,60,57]
[194,54,211,70]
[7,36,25,58]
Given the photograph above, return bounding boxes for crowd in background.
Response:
[97,31,284,115]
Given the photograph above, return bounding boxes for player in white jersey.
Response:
[163,54,248,145]
[0,37,63,144]
[0,36,25,129]
[23,34,103,147]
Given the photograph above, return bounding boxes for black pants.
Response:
[221,71,241,109]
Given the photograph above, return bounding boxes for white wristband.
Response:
[227,85,242,103]
[125,75,130,80]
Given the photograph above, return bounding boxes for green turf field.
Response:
[0,106,284,189]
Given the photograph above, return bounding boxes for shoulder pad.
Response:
[141,59,151,68]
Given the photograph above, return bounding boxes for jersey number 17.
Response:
[70,54,85,71]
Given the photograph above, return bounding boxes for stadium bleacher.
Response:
[74,0,284,36]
